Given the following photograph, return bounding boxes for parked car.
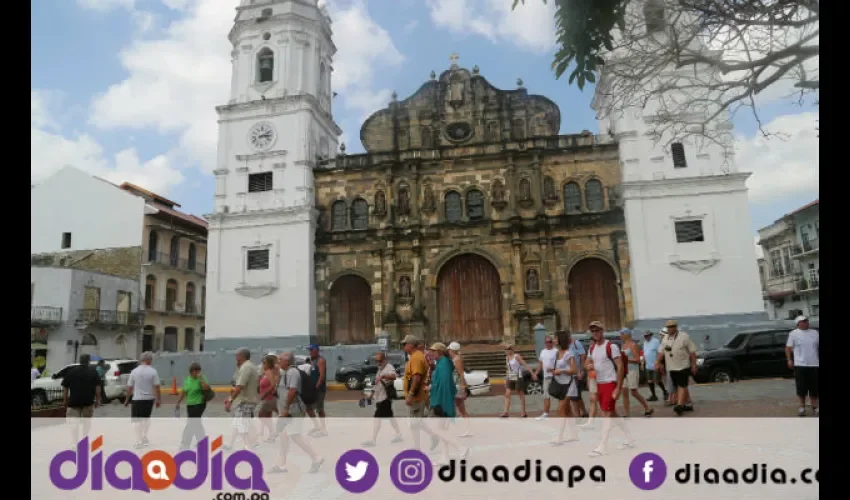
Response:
[362,368,492,399]
[334,350,407,390]
[31,359,138,406]
[694,325,817,384]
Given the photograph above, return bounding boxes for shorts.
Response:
[232,402,257,434]
[507,378,526,392]
[588,378,597,394]
[130,400,154,422]
[542,378,553,400]
[259,399,277,414]
[624,369,640,390]
[669,369,690,388]
[374,399,394,418]
[794,366,819,398]
[276,413,304,436]
[597,382,617,413]
[66,405,94,422]
[306,390,326,413]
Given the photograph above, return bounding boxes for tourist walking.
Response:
[427,342,470,465]
[786,315,819,416]
[657,320,697,416]
[641,330,666,401]
[501,344,535,418]
[258,355,280,442]
[402,335,444,452]
[224,348,260,449]
[534,335,558,420]
[174,362,211,450]
[447,342,473,436]
[361,350,404,446]
[620,329,653,417]
[586,321,634,457]
[270,351,324,474]
[124,352,160,449]
[564,331,589,419]
[578,357,599,428]
[62,353,101,444]
[306,344,328,437]
[550,331,579,446]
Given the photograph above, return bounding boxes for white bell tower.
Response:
[205,0,341,350]
[593,0,766,333]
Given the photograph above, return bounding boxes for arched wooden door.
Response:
[437,254,503,342]
[329,275,374,344]
[568,258,622,332]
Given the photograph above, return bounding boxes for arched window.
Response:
[563,182,582,213]
[466,189,484,220]
[585,179,605,212]
[257,48,274,83]
[351,198,369,230]
[445,191,462,223]
[188,243,197,271]
[331,200,347,230]
[147,230,158,262]
[169,236,180,266]
[165,279,178,311]
[144,275,156,309]
[185,282,196,314]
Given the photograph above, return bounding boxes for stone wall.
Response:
[31,247,143,281]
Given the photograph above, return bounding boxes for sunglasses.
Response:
[590,327,602,332]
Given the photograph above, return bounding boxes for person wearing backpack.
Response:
[586,321,634,458]
[269,351,324,475]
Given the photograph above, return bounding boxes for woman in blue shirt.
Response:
[642,331,667,402]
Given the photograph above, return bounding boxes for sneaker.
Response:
[647,395,658,402]
[798,407,806,417]
[308,458,325,474]
[673,405,684,416]
[361,441,376,447]
[536,413,549,421]
[391,435,404,444]
[142,437,150,446]
[683,404,694,412]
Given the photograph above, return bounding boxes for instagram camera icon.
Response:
[390,450,433,493]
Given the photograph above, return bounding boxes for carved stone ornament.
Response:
[373,190,387,217]
[525,269,540,292]
[543,176,558,205]
[396,184,411,216]
[421,182,436,214]
[491,179,507,210]
[669,258,720,274]
[517,178,534,208]
[234,283,278,298]
[395,302,414,321]
[395,252,414,272]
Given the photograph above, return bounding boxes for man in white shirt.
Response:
[534,336,559,420]
[586,321,633,457]
[270,351,323,474]
[785,316,819,417]
[124,351,161,449]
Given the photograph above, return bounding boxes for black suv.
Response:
[334,350,407,390]
[694,325,818,384]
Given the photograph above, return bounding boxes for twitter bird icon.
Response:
[346,461,369,482]
[336,450,379,493]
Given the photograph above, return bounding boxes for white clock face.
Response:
[248,122,276,151]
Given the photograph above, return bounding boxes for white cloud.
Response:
[426,0,556,53]
[76,0,136,11]
[87,0,403,164]
[738,111,819,203]
[31,90,184,194]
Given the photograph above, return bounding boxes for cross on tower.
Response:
[449,53,460,66]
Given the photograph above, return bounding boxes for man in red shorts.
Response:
[586,321,634,457]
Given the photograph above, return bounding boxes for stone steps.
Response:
[461,347,537,377]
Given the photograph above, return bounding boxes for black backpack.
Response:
[296,367,318,405]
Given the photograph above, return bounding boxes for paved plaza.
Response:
[89,378,801,419]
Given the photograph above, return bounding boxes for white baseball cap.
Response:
[795,315,809,323]
[448,341,461,351]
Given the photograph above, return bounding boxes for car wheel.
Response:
[32,390,48,407]
[345,375,363,390]
[525,380,543,396]
[709,367,734,384]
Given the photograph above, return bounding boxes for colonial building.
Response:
[314,60,632,346]
[758,199,819,321]
[31,167,208,361]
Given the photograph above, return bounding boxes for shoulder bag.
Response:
[547,353,572,400]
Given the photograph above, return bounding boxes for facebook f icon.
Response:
[629,453,667,490]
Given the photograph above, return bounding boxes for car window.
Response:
[724,334,747,349]
[117,362,138,374]
[54,364,78,379]
[773,331,790,346]
[748,333,774,348]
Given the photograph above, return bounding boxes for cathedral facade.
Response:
[313,62,634,346]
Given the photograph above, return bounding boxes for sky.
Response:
[31,0,818,243]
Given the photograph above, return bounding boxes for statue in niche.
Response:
[399,276,412,298]
[447,77,464,109]
[397,187,411,216]
[543,176,557,202]
[374,190,387,215]
[421,183,436,213]
[491,179,507,210]
[518,178,532,202]
[526,269,540,292]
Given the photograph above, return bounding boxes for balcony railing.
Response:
[795,276,819,293]
[801,238,819,253]
[78,309,145,326]
[145,251,206,276]
[145,300,204,317]
[31,306,63,324]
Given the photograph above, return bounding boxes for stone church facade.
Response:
[313,62,633,346]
